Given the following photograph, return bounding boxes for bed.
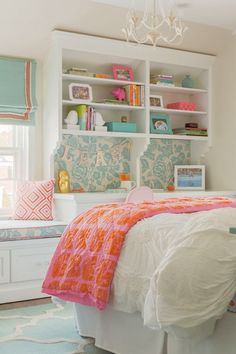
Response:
[42,196,236,354]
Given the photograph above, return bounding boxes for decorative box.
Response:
[166,102,196,111]
[105,122,137,133]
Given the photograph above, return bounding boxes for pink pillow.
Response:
[13,179,55,220]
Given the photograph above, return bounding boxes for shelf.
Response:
[61,129,208,141]
[62,100,145,111]
[149,134,208,141]
[150,107,207,116]
[149,84,208,94]
[62,74,145,87]
[61,129,147,138]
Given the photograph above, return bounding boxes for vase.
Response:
[181,75,194,88]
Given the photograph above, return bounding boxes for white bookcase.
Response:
[43,30,215,184]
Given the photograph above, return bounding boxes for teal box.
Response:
[105,122,137,133]
[229,227,236,234]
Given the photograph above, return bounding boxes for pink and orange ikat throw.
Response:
[42,197,236,310]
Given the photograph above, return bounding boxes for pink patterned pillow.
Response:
[13,179,55,220]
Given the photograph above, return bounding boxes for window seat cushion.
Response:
[0,220,67,242]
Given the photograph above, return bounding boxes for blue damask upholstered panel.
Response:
[54,136,191,192]
[140,139,191,189]
[54,135,131,192]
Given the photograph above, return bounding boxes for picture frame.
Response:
[69,83,93,102]
[150,95,163,107]
[174,165,205,190]
[112,65,133,81]
[150,113,173,134]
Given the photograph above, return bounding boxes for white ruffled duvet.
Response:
[110,207,236,331]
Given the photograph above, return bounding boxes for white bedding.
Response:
[109,207,236,336]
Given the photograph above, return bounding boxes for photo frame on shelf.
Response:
[69,83,93,102]
[150,113,173,134]
[174,165,205,190]
[150,95,163,107]
[112,65,133,81]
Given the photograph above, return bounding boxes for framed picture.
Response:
[112,65,133,81]
[174,165,205,190]
[69,83,93,102]
[150,113,173,134]
[150,95,163,107]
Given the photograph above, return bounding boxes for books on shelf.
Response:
[124,85,145,106]
[173,128,208,136]
[66,67,95,77]
[150,74,175,87]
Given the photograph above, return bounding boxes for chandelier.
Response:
[122,0,188,47]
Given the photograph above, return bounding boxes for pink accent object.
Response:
[42,197,236,310]
[166,102,197,111]
[112,87,126,101]
[112,65,134,81]
[13,179,55,220]
[125,186,154,203]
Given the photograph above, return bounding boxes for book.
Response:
[173,128,208,136]
[95,73,113,79]
[185,122,198,128]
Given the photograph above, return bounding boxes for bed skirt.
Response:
[168,312,236,354]
[73,303,166,354]
[73,303,236,354]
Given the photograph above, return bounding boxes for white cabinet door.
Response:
[11,246,56,282]
[0,250,10,284]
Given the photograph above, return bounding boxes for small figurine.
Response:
[64,110,78,125]
[111,87,126,101]
[58,170,71,193]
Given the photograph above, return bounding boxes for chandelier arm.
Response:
[122,0,188,46]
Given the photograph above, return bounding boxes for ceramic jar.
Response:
[181,75,194,88]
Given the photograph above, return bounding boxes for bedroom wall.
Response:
[203,37,236,190]
[0,0,232,183]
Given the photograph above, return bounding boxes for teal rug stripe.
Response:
[0,301,113,354]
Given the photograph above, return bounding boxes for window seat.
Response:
[0,220,67,242]
[0,220,67,303]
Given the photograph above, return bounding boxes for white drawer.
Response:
[11,246,55,282]
[0,250,10,284]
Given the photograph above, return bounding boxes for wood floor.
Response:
[0,297,51,310]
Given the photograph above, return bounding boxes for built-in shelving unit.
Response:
[43,30,215,183]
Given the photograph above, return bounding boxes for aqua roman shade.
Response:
[0,57,37,125]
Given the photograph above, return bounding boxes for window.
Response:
[0,125,29,216]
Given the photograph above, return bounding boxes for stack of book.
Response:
[150,74,174,86]
[66,67,94,77]
[124,85,145,106]
[173,127,208,136]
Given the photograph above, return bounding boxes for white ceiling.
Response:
[92,0,236,31]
